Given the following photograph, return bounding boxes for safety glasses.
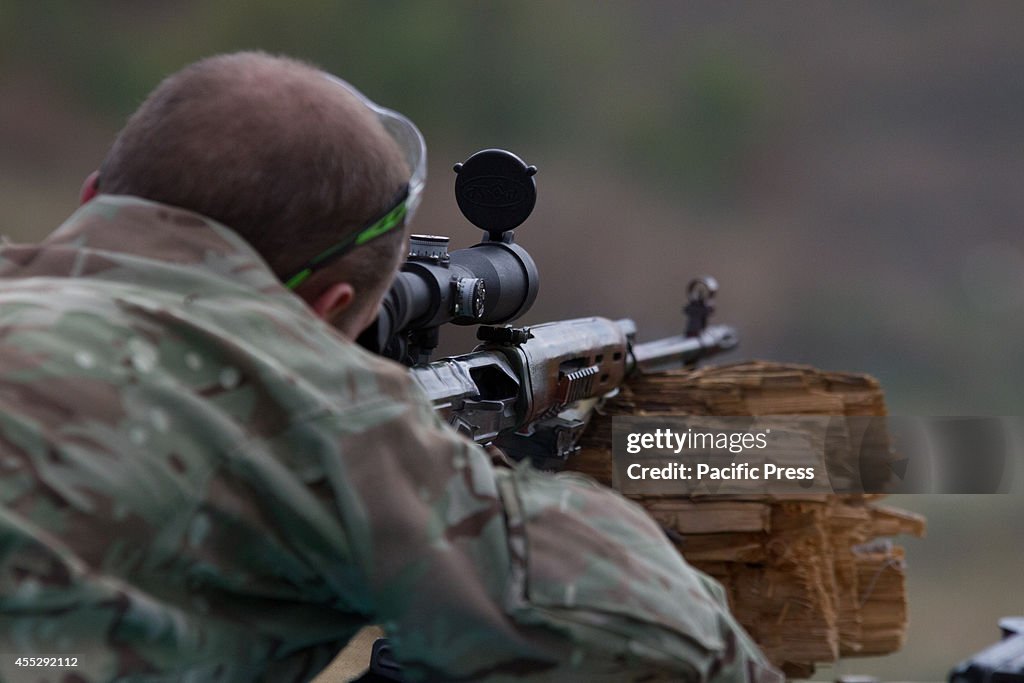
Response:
[283,76,426,290]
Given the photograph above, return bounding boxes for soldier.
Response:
[0,52,781,682]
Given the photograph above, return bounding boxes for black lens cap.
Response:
[453,149,537,239]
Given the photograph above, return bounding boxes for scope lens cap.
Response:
[454,149,537,238]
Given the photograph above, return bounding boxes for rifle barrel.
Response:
[632,324,739,374]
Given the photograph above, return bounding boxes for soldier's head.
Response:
[85,51,424,339]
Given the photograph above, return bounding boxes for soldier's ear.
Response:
[312,281,356,321]
[79,170,100,205]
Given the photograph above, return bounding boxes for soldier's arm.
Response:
[331,361,781,682]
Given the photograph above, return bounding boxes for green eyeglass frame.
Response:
[283,184,410,290]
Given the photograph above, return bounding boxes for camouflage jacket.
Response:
[0,196,781,683]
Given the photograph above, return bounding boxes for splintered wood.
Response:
[566,361,926,677]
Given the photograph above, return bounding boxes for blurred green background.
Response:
[1,2,1021,679]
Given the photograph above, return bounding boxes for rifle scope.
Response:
[358,149,540,364]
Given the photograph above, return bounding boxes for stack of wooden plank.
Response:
[566,361,926,677]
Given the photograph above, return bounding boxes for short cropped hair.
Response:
[99,52,410,293]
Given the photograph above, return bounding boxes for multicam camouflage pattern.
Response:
[0,195,781,682]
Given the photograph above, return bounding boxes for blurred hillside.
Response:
[1,2,1022,679]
